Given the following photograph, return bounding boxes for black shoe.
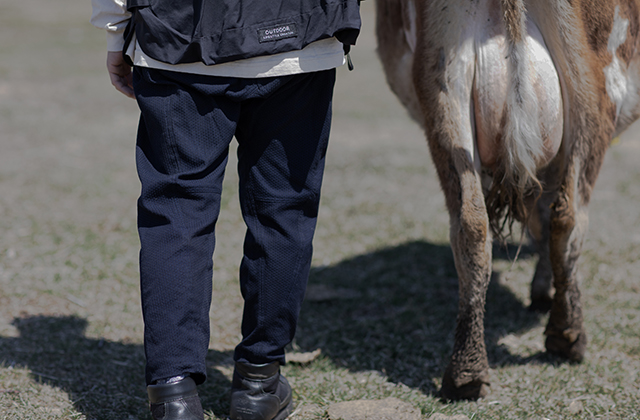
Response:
[148,376,205,420]
[229,361,293,420]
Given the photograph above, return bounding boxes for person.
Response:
[91,0,361,419]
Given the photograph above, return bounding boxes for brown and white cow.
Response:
[375,0,640,400]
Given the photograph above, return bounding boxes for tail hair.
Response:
[486,0,545,238]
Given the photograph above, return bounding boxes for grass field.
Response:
[0,0,639,419]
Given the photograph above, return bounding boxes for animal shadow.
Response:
[295,239,549,396]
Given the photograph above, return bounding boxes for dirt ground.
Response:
[0,0,639,419]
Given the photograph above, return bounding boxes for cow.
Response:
[375,0,640,400]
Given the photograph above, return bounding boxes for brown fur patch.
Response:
[581,0,640,64]
[501,0,526,42]
[618,0,640,63]
[581,0,615,53]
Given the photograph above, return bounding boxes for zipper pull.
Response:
[346,52,354,71]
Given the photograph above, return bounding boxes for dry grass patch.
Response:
[0,0,638,419]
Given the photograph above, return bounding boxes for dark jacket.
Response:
[125,0,361,65]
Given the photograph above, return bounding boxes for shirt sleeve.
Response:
[90,0,131,52]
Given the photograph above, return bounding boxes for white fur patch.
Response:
[453,36,479,165]
[604,6,630,117]
[402,0,417,53]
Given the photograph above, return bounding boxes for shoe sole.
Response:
[227,400,292,420]
[273,400,293,420]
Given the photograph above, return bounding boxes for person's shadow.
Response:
[295,239,551,395]
[0,315,234,419]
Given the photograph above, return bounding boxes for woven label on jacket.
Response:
[258,24,298,43]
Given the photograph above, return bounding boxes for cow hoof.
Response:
[545,329,587,362]
[440,371,490,401]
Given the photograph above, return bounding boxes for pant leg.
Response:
[133,67,239,385]
[232,69,337,365]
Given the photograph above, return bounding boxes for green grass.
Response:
[1,0,639,419]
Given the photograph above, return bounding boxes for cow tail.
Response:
[486,0,544,237]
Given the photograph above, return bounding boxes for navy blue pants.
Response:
[133,67,336,385]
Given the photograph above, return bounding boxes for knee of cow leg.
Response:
[455,194,490,246]
[549,191,583,245]
[460,213,488,245]
[449,200,492,292]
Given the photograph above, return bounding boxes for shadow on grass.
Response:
[0,315,234,419]
[0,240,549,417]
[295,239,547,396]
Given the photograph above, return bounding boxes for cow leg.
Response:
[410,4,492,397]
[544,157,592,361]
[433,145,492,400]
[527,191,555,312]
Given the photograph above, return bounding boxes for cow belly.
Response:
[473,19,564,169]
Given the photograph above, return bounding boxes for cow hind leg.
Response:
[527,191,555,313]
[544,158,592,362]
